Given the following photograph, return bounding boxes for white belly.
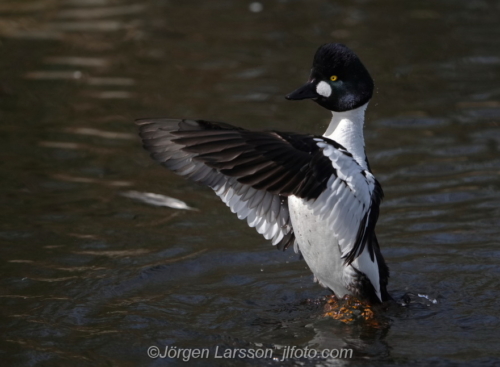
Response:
[288,196,353,297]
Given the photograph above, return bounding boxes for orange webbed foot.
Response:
[323,294,385,327]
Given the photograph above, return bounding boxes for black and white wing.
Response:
[136,119,383,262]
[136,118,340,250]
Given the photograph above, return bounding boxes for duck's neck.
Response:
[323,103,368,170]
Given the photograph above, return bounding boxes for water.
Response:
[1,0,500,366]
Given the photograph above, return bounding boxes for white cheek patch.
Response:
[316,81,332,98]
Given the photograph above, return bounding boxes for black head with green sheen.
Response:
[286,43,374,112]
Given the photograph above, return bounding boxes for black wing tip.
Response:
[135,119,186,142]
[135,118,239,134]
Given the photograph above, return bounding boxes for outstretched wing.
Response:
[136,118,381,265]
[136,118,336,250]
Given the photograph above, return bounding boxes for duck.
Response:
[136,43,391,305]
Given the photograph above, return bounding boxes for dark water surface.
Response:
[1,0,500,366]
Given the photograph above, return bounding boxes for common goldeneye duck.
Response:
[136,43,391,305]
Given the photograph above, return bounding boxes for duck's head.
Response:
[286,43,374,112]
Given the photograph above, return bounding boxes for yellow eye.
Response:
[330,75,338,81]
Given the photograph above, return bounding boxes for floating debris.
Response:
[121,190,196,210]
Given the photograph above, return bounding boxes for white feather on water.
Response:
[121,191,196,210]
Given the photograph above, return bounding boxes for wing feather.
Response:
[308,138,384,269]
[137,119,301,248]
[136,118,382,264]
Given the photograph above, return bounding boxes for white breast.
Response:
[286,102,382,301]
[288,195,352,297]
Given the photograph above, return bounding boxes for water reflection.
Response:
[51,173,133,186]
[25,70,83,80]
[64,127,135,139]
[56,4,145,19]
[86,77,134,86]
[44,56,110,67]
[307,322,392,361]
[86,90,135,98]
